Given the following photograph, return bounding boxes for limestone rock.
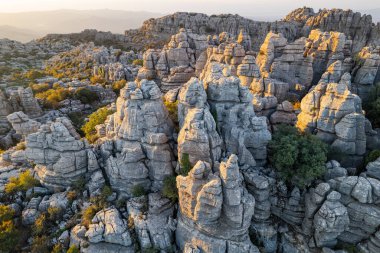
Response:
[101,79,175,197]
[85,207,133,249]
[7,111,40,138]
[25,117,101,190]
[176,155,259,253]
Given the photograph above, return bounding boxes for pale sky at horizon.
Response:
[1,0,380,17]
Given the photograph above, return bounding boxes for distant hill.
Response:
[0,9,163,42]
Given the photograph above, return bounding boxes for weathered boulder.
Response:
[25,117,102,191]
[7,111,40,138]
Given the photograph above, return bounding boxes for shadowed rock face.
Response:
[100,79,175,197]
[176,155,259,253]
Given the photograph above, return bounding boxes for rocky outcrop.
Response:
[101,79,175,197]
[137,28,209,92]
[352,46,380,101]
[15,87,43,118]
[201,62,271,166]
[7,111,40,138]
[84,207,134,250]
[25,117,102,191]
[127,193,176,250]
[176,155,259,252]
[296,80,365,166]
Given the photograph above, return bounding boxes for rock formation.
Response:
[176,155,259,252]
[177,77,222,168]
[296,79,365,166]
[101,79,175,197]
[200,62,271,166]
[137,28,209,92]
[7,111,40,138]
[25,117,102,191]
[127,193,176,250]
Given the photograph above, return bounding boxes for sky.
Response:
[1,0,380,17]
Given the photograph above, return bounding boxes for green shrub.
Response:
[47,207,63,221]
[0,205,19,253]
[67,245,80,253]
[132,59,143,66]
[51,243,64,253]
[131,185,146,197]
[162,176,178,202]
[268,125,328,188]
[164,100,179,132]
[5,170,40,195]
[112,80,127,95]
[365,149,380,166]
[74,87,99,104]
[81,107,114,143]
[66,245,80,253]
[67,112,85,136]
[179,153,191,176]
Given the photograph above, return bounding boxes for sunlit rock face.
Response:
[137,28,209,92]
[176,155,259,253]
[296,76,366,166]
[100,79,175,197]
[25,117,102,191]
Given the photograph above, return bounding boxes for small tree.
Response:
[162,176,178,202]
[268,125,328,188]
[179,153,191,176]
[74,87,99,104]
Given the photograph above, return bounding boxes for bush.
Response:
[82,205,101,228]
[67,112,85,136]
[112,80,127,95]
[365,150,380,166]
[81,107,114,143]
[268,125,328,188]
[30,83,50,94]
[15,142,26,150]
[47,207,63,221]
[131,185,146,197]
[164,100,179,132]
[162,176,178,202]
[364,83,380,128]
[51,243,64,253]
[25,69,45,80]
[67,245,80,253]
[71,178,87,193]
[132,59,143,66]
[31,235,51,253]
[5,170,40,195]
[35,88,72,109]
[74,87,99,104]
[90,75,106,85]
[0,205,19,253]
[179,153,191,176]
[33,213,47,236]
